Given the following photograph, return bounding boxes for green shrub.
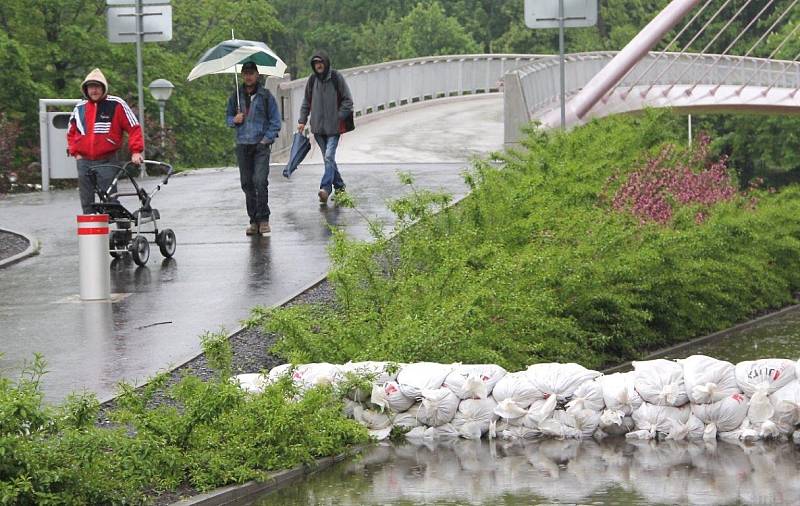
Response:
[254,110,800,370]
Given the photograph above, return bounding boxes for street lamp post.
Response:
[147,79,174,151]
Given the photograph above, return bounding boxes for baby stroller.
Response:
[87,160,176,266]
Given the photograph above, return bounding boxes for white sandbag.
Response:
[599,412,635,436]
[391,404,421,429]
[628,402,690,440]
[525,363,601,402]
[452,397,498,439]
[524,397,558,427]
[500,425,543,440]
[539,409,600,439]
[405,423,460,440]
[664,414,705,441]
[691,393,749,439]
[352,405,392,430]
[718,419,761,443]
[340,361,399,401]
[493,398,529,422]
[771,381,800,432]
[371,381,415,413]
[341,361,398,384]
[491,372,543,409]
[679,355,739,404]
[735,358,796,396]
[443,364,507,399]
[565,380,605,412]
[396,362,453,399]
[342,398,360,418]
[266,363,293,383]
[290,363,342,389]
[597,372,642,416]
[737,359,796,426]
[368,427,392,441]
[417,388,460,427]
[633,359,689,406]
[232,373,268,393]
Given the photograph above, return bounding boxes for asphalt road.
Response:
[0,94,503,403]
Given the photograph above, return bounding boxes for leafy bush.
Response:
[0,335,369,503]
[254,110,800,371]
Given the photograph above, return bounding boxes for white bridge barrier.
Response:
[504,51,800,141]
[269,54,546,157]
[235,355,800,444]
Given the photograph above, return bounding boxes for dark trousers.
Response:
[236,143,271,224]
[77,158,117,214]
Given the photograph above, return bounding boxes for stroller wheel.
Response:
[156,229,177,258]
[130,236,150,266]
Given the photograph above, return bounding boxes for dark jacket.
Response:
[226,82,281,145]
[298,50,353,136]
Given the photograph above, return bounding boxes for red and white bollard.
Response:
[77,214,110,301]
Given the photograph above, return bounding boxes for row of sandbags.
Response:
[232,355,800,443]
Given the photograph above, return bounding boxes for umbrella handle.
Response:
[234,71,241,112]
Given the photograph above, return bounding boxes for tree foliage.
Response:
[0,0,797,179]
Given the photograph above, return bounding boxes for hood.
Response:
[309,50,331,80]
[81,68,108,100]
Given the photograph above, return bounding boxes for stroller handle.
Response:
[119,160,174,185]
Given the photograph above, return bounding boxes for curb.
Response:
[170,445,366,505]
[0,227,40,268]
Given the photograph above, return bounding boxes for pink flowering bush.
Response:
[607,133,739,225]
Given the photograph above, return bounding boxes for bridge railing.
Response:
[269,54,545,156]
[504,51,800,144]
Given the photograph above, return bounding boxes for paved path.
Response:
[0,94,502,403]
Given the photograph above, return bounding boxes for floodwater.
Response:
[255,308,800,505]
[259,439,800,505]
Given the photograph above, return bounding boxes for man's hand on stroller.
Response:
[131,152,144,165]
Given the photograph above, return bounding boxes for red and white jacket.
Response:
[67,96,143,161]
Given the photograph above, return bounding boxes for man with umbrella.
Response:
[226,61,281,236]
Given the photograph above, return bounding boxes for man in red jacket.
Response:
[67,68,144,213]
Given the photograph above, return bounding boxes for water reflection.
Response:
[247,236,272,292]
[260,438,800,505]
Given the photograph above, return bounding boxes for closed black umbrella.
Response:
[283,133,311,178]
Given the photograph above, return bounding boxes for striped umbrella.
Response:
[187,39,287,112]
[187,39,287,81]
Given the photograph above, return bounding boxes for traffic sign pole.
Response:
[135,0,146,148]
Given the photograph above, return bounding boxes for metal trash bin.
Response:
[39,98,81,191]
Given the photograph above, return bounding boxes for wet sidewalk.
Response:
[0,95,503,403]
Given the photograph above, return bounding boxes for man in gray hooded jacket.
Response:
[297,50,353,204]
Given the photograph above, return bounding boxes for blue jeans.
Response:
[314,134,345,194]
[236,143,271,224]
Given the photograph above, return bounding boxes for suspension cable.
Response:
[641,0,735,97]
[738,21,800,93]
[620,0,714,98]
[662,0,754,95]
[686,0,779,93]
[763,50,800,96]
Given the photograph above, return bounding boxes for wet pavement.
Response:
[0,95,503,403]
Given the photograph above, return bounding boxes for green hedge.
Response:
[255,111,800,370]
[0,337,368,504]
